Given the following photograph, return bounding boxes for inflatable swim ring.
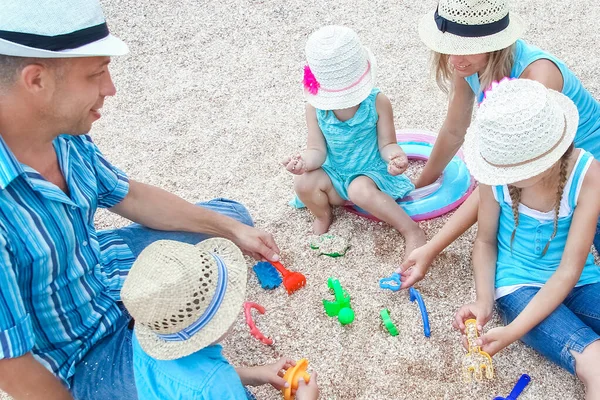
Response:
[346,129,475,221]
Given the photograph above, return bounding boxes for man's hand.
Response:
[387,153,409,176]
[238,358,296,389]
[281,154,307,175]
[232,224,280,261]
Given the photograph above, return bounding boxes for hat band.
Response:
[320,60,371,93]
[434,8,510,38]
[481,117,567,168]
[0,23,109,52]
[156,253,228,342]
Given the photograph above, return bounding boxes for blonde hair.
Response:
[432,43,516,95]
[507,144,574,256]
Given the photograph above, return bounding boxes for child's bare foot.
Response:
[403,226,426,257]
[312,215,332,235]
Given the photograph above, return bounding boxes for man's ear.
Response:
[20,63,55,94]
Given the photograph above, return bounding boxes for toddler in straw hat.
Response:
[121,238,319,400]
[283,25,425,255]
[452,79,600,392]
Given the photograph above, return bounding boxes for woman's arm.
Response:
[520,58,564,91]
[497,161,600,344]
[416,74,475,188]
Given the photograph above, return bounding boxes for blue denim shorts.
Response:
[70,198,253,400]
[496,284,600,374]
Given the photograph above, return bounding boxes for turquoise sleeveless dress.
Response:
[493,150,600,299]
[291,88,414,207]
[465,39,600,159]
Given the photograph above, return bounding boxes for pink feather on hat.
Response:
[303,65,320,95]
[482,76,515,103]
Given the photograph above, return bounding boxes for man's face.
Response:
[47,56,116,135]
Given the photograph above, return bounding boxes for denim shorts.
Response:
[70,198,253,400]
[496,283,600,374]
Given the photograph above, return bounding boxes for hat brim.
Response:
[304,47,377,111]
[464,90,579,186]
[134,238,247,360]
[418,11,525,55]
[0,34,129,58]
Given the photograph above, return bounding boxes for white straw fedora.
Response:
[418,0,525,55]
[303,25,376,111]
[464,79,578,186]
[121,238,247,360]
[0,0,128,58]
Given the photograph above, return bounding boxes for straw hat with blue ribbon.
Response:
[121,238,247,360]
[418,0,525,55]
[0,0,128,58]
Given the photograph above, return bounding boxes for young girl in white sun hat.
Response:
[452,79,600,396]
[121,238,319,400]
[283,25,425,255]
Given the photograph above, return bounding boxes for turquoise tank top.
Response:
[493,150,600,295]
[465,40,600,159]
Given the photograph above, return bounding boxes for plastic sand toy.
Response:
[270,261,306,295]
[309,234,350,257]
[379,272,402,291]
[243,302,273,345]
[282,358,311,400]
[252,261,282,290]
[462,319,494,382]
[409,287,431,338]
[380,308,399,336]
[323,277,355,325]
[494,374,531,400]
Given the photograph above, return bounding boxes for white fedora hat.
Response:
[464,79,578,186]
[303,25,376,111]
[121,238,247,360]
[0,0,128,58]
[418,0,525,55]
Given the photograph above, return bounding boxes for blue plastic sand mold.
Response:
[409,287,431,338]
[379,273,401,292]
[252,262,282,290]
[494,374,531,400]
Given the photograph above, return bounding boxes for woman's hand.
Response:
[281,154,307,175]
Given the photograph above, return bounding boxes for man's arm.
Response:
[109,180,280,261]
[0,353,72,400]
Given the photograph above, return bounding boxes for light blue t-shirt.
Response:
[132,333,254,399]
[465,39,600,159]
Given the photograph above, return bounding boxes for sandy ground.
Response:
[2,0,600,399]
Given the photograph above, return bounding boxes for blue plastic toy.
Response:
[409,287,431,338]
[494,374,531,400]
[379,273,401,291]
[252,262,282,290]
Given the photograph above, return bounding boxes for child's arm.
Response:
[375,93,409,176]
[478,161,600,356]
[453,185,499,332]
[281,104,327,175]
[235,357,295,389]
[398,188,479,288]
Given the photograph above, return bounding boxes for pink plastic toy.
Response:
[243,302,273,345]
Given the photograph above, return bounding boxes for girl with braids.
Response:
[398,0,600,289]
[453,79,600,395]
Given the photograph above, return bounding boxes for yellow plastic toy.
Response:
[282,358,311,400]
[462,319,494,382]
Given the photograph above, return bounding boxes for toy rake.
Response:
[270,261,306,294]
[462,319,494,382]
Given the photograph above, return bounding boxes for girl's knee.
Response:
[574,340,600,383]
[294,170,327,194]
[347,177,374,205]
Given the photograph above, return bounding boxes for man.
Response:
[0,1,280,399]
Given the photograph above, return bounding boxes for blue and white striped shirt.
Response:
[0,134,135,385]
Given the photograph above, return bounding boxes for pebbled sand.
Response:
[2,0,599,398]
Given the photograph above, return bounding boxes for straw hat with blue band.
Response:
[121,238,247,360]
[418,0,525,55]
[0,0,128,58]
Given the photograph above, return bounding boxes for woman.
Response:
[398,0,600,289]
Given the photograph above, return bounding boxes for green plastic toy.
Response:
[322,277,355,325]
[380,308,399,336]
